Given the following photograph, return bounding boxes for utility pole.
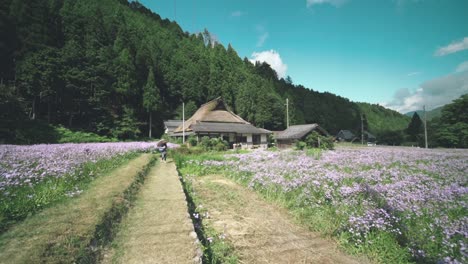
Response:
[285,98,289,128]
[182,102,185,144]
[424,105,428,149]
[361,114,364,145]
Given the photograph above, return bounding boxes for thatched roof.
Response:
[174,97,249,133]
[337,130,355,140]
[276,124,329,140]
[164,120,183,133]
[191,122,271,134]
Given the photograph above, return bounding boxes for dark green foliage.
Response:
[143,66,160,138]
[1,0,412,143]
[406,112,423,142]
[55,126,116,143]
[199,136,228,151]
[295,141,307,150]
[305,132,334,150]
[433,94,468,148]
[174,101,198,120]
[0,119,60,144]
[187,135,198,146]
[378,130,404,146]
[112,106,140,140]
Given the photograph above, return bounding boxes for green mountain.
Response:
[357,102,410,134]
[405,106,443,121]
[0,0,410,143]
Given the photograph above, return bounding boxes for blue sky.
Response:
[137,0,468,113]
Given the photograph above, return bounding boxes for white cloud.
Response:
[307,0,348,8]
[383,71,468,113]
[407,71,421,77]
[435,37,468,56]
[256,32,269,47]
[456,61,468,73]
[255,24,269,47]
[230,11,244,17]
[250,50,288,79]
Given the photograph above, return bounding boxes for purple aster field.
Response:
[0,141,177,189]
[198,147,467,263]
[0,141,177,230]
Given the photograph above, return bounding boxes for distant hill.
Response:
[357,103,410,134]
[405,106,443,121]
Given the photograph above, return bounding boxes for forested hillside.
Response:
[357,102,410,134]
[405,106,443,121]
[0,0,410,143]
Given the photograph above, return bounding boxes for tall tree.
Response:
[142,66,160,138]
[434,94,468,148]
[406,112,423,142]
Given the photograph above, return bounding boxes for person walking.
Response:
[157,140,168,163]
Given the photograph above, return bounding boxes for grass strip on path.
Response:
[0,153,153,264]
[192,174,372,264]
[105,159,201,264]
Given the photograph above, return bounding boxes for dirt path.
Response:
[0,154,152,264]
[193,175,371,264]
[106,159,201,264]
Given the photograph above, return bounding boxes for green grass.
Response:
[174,152,239,264]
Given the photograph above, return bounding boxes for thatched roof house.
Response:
[336,130,355,142]
[172,97,271,149]
[275,124,329,148]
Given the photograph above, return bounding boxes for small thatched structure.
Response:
[275,124,329,148]
[336,130,355,142]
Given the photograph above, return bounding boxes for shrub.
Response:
[199,136,212,150]
[295,141,307,150]
[1,120,60,144]
[305,132,334,150]
[267,133,276,148]
[188,135,198,147]
[55,126,116,143]
[199,137,228,151]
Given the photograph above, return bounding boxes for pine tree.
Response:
[406,112,423,142]
[142,67,160,138]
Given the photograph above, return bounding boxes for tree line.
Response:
[3,0,455,146]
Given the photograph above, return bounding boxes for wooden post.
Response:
[361,114,364,145]
[424,105,428,149]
